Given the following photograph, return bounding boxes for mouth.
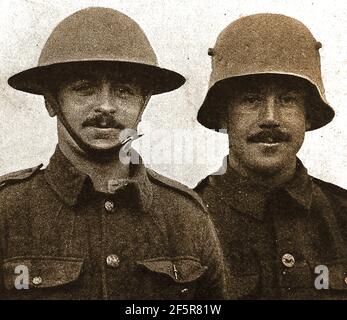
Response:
[89,124,119,130]
[256,142,281,147]
[254,137,281,146]
[84,120,123,130]
[247,131,290,146]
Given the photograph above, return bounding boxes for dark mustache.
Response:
[82,113,125,129]
[247,129,291,143]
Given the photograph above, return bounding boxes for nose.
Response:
[258,95,280,129]
[94,81,116,114]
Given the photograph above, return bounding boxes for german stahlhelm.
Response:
[8,7,185,95]
[197,13,334,131]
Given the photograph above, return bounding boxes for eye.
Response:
[70,79,97,95]
[281,95,297,104]
[242,94,262,104]
[114,85,134,98]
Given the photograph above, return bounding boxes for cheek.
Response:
[228,109,257,138]
[116,98,144,122]
[58,93,93,124]
[60,103,88,126]
[284,109,306,134]
[227,117,248,151]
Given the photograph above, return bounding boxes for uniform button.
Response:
[181,288,189,294]
[282,253,295,268]
[106,254,120,268]
[32,276,42,285]
[104,201,114,212]
[344,277,347,285]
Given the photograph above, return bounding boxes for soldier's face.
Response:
[55,69,147,150]
[226,75,309,177]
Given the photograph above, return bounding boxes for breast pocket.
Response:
[226,251,260,300]
[3,256,84,299]
[136,256,208,299]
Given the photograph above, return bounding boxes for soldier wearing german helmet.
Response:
[196,14,347,300]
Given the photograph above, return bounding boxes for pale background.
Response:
[0,0,346,188]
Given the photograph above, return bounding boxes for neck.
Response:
[59,140,130,193]
[228,157,297,189]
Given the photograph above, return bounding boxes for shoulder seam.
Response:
[0,164,43,189]
[147,169,208,213]
[313,177,347,195]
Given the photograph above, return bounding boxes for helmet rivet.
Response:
[315,41,322,50]
[208,48,215,56]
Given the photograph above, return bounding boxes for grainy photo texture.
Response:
[0,0,346,303]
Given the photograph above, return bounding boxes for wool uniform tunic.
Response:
[196,160,347,299]
[0,147,227,300]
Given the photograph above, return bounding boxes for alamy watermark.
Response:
[14,265,29,290]
[118,127,228,174]
[314,265,329,290]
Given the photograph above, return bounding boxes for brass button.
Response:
[32,276,42,285]
[181,288,189,294]
[282,253,295,268]
[106,254,120,268]
[104,201,114,212]
[344,277,347,285]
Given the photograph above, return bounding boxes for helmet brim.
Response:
[197,73,335,131]
[8,60,185,96]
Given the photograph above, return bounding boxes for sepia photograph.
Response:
[0,0,347,307]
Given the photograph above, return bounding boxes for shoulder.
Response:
[0,164,43,192]
[312,176,347,207]
[147,169,208,213]
[146,169,217,249]
[313,177,347,198]
[0,164,43,221]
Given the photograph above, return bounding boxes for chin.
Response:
[85,138,123,151]
[247,157,290,176]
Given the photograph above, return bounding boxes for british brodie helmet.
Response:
[8,7,186,156]
[8,7,185,95]
[197,13,335,131]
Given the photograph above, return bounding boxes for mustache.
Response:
[247,128,291,143]
[82,113,125,129]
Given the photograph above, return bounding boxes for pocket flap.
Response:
[137,256,208,283]
[3,256,84,290]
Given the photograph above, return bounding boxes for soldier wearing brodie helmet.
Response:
[195,13,347,299]
[0,7,227,299]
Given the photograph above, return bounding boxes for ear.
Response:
[142,93,151,106]
[219,99,232,131]
[305,117,312,131]
[218,109,228,130]
[44,92,58,117]
[305,103,312,131]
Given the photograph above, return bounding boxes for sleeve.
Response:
[0,208,5,298]
[194,215,229,299]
